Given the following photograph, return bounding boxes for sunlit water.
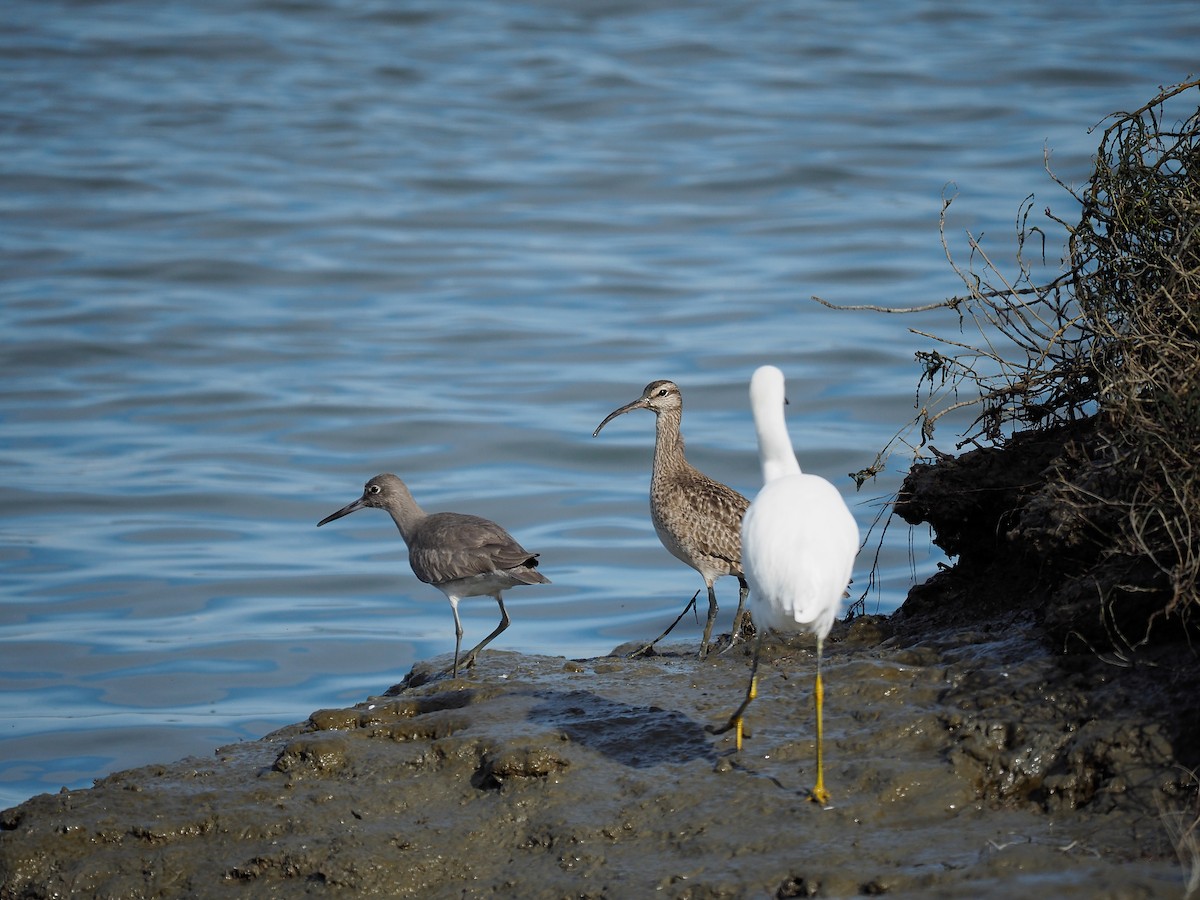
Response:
[2,0,1196,811]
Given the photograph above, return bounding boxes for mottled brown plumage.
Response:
[318,473,549,677]
[594,380,750,657]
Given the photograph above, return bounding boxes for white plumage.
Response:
[710,365,858,806]
[742,365,857,640]
[742,475,857,638]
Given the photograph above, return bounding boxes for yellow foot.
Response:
[809,785,830,806]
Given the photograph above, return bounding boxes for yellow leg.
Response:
[707,629,764,745]
[810,640,830,805]
[735,671,757,751]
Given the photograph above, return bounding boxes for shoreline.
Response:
[2,610,1194,898]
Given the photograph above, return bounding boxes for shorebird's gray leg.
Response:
[458,595,510,672]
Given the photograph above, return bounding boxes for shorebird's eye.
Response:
[369,485,381,494]
[658,389,668,397]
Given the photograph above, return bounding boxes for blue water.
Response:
[2,0,1196,811]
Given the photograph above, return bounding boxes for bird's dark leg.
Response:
[627,590,700,658]
[727,576,751,646]
[698,580,719,658]
[706,627,765,748]
[459,594,510,672]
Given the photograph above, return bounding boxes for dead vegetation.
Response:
[825,79,1200,651]
[1066,81,1200,629]
[1159,769,1200,899]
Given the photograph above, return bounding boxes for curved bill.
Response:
[592,398,648,437]
[317,495,367,527]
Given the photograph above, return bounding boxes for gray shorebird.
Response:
[593,380,750,658]
[317,473,550,678]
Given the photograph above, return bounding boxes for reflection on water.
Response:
[1,0,1196,810]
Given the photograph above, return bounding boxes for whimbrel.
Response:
[317,473,550,678]
[707,366,858,806]
[593,380,750,658]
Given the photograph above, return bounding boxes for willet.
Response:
[593,380,750,658]
[317,473,550,678]
[708,365,858,806]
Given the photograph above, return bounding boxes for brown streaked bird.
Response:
[593,380,750,658]
[317,473,550,678]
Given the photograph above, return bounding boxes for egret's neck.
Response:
[755,407,802,483]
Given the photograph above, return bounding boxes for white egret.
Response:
[709,365,858,805]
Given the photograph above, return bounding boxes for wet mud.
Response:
[2,610,1196,898]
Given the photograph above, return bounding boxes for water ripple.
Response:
[1,0,1196,809]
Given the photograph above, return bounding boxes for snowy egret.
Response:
[317,473,550,678]
[708,366,858,805]
[594,380,750,657]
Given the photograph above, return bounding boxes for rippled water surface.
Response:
[2,0,1197,811]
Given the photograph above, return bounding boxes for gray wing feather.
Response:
[408,512,548,586]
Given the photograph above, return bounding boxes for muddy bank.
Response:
[1,610,1195,899]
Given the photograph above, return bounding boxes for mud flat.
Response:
[2,603,1196,899]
